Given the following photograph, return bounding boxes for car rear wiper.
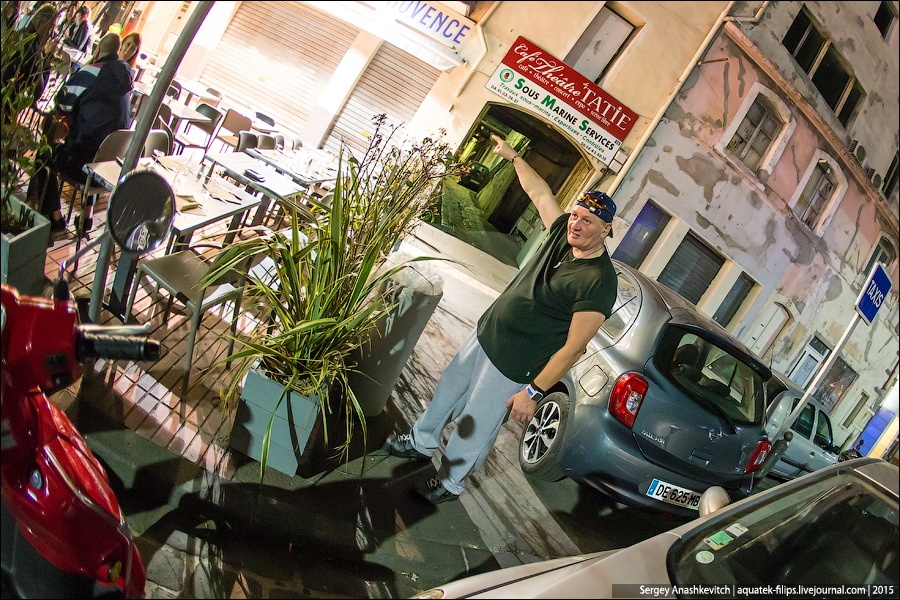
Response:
[693,393,738,435]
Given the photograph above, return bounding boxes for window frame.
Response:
[789,150,848,234]
[565,3,640,86]
[874,1,899,41]
[782,6,866,126]
[717,82,796,185]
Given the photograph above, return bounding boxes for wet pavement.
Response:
[41,178,780,598]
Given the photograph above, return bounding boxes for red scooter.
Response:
[1,169,175,598]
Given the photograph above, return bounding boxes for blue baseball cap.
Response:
[576,191,616,235]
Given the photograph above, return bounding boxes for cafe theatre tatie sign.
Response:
[486,37,638,165]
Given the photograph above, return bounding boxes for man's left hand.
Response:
[507,390,537,424]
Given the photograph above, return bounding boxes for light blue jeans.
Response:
[411,329,525,495]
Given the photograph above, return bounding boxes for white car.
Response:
[764,371,840,479]
[413,459,898,598]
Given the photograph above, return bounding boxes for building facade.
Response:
[132,1,899,449]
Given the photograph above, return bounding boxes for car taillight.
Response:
[745,438,772,473]
[609,373,648,428]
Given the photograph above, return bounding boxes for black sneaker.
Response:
[48,216,66,232]
[383,433,431,461]
[414,476,459,505]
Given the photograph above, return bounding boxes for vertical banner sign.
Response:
[486,37,638,165]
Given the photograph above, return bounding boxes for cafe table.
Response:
[202,152,310,225]
[244,148,339,187]
[83,156,264,322]
[174,78,220,106]
[83,156,262,252]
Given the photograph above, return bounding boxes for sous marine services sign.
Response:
[487,37,637,165]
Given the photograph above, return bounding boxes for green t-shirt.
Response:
[477,213,617,383]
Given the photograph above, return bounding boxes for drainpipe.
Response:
[453,1,502,99]
[724,1,770,23]
[606,1,738,196]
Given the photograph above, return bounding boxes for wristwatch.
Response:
[525,382,545,403]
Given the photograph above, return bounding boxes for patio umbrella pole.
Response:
[89,1,215,323]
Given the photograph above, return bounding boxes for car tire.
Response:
[519,392,569,482]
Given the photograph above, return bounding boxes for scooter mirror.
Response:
[106,168,175,255]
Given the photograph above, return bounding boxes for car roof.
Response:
[614,260,772,380]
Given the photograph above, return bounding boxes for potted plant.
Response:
[205,116,461,480]
[1,8,62,295]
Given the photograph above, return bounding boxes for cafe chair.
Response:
[293,137,304,149]
[203,87,224,109]
[152,118,174,154]
[124,230,273,399]
[173,103,224,155]
[257,134,276,150]
[214,109,252,152]
[157,102,173,127]
[236,131,258,152]
[166,81,182,100]
[144,129,173,157]
[254,111,275,127]
[274,133,285,150]
[61,129,134,226]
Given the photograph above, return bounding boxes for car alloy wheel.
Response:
[519,392,569,481]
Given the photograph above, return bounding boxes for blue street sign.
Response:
[855,263,892,326]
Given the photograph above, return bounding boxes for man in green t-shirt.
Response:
[385,134,618,504]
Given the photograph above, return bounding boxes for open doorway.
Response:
[427,103,590,267]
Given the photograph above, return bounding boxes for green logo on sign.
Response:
[499,69,514,83]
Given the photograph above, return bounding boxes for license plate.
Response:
[646,479,701,510]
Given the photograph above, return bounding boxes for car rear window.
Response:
[667,472,899,588]
[656,326,766,426]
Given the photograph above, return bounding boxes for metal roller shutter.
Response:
[658,232,725,305]
[200,1,359,131]
[323,41,442,158]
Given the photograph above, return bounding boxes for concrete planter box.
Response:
[348,265,443,417]
[229,368,321,476]
[1,197,50,297]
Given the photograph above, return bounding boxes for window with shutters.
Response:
[795,160,836,228]
[718,83,795,180]
[612,200,670,269]
[713,272,756,327]
[725,97,782,172]
[657,232,725,306]
[874,1,898,40]
[565,4,638,84]
[782,6,865,127]
[859,237,897,290]
[883,151,899,198]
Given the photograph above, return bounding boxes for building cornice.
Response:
[723,22,898,238]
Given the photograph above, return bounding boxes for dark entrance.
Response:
[429,104,586,267]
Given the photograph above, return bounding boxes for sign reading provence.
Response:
[486,37,638,165]
[376,1,475,50]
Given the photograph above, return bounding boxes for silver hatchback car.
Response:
[519,261,773,516]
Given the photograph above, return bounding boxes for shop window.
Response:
[883,151,899,198]
[565,5,637,84]
[725,96,783,172]
[713,272,755,327]
[874,1,898,39]
[789,335,831,388]
[658,233,724,306]
[782,7,865,126]
[611,200,670,269]
[813,356,858,412]
[795,160,837,229]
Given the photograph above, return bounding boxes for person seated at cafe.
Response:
[63,5,91,54]
[2,3,55,102]
[56,33,121,114]
[37,32,133,230]
[118,31,142,69]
